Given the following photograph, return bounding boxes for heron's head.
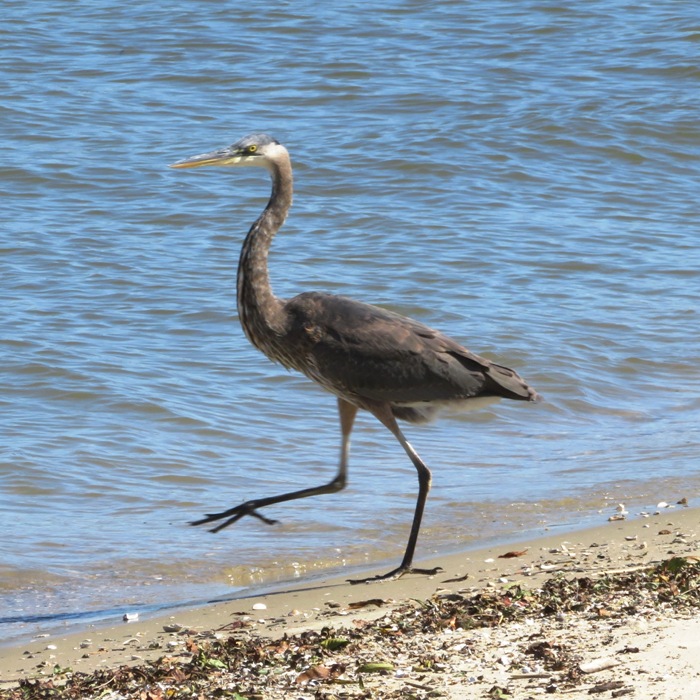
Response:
[169,133,285,170]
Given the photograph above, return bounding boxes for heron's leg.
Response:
[336,396,357,489]
[349,403,441,584]
[191,398,358,533]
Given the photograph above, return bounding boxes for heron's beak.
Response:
[169,147,252,169]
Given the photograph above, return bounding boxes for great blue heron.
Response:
[170,133,539,583]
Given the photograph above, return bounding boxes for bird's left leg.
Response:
[348,402,442,584]
[191,398,358,532]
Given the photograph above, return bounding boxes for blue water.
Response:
[2,1,699,644]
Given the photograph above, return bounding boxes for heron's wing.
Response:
[285,293,534,403]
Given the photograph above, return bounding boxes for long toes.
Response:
[190,510,239,529]
[347,571,401,584]
[348,565,443,585]
[190,505,280,532]
[249,510,279,525]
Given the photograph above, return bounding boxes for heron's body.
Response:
[263,291,533,422]
[171,133,538,582]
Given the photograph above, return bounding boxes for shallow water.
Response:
[2,1,699,643]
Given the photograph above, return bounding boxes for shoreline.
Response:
[0,501,655,648]
[0,506,603,649]
[2,504,698,695]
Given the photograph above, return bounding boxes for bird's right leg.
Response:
[191,398,358,533]
[348,402,441,584]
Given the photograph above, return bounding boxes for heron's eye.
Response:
[247,145,258,153]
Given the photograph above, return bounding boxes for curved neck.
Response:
[236,156,293,353]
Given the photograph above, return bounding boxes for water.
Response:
[2,1,699,644]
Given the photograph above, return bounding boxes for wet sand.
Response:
[1,504,698,698]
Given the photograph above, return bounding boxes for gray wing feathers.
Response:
[285,293,536,404]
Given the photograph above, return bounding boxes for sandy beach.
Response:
[1,504,698,699]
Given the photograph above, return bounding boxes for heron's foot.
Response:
[190,501,280,533]
[347,565,443,585]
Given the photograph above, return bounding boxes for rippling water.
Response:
[2,1,699,643]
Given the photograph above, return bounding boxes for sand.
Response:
[1,504,698,699]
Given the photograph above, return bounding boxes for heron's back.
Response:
[271,292,537,420]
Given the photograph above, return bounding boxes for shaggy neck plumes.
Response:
[236,154,293,358]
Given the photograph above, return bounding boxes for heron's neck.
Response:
[236,157,293,352]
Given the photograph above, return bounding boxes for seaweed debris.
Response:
[3,556,699,700]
